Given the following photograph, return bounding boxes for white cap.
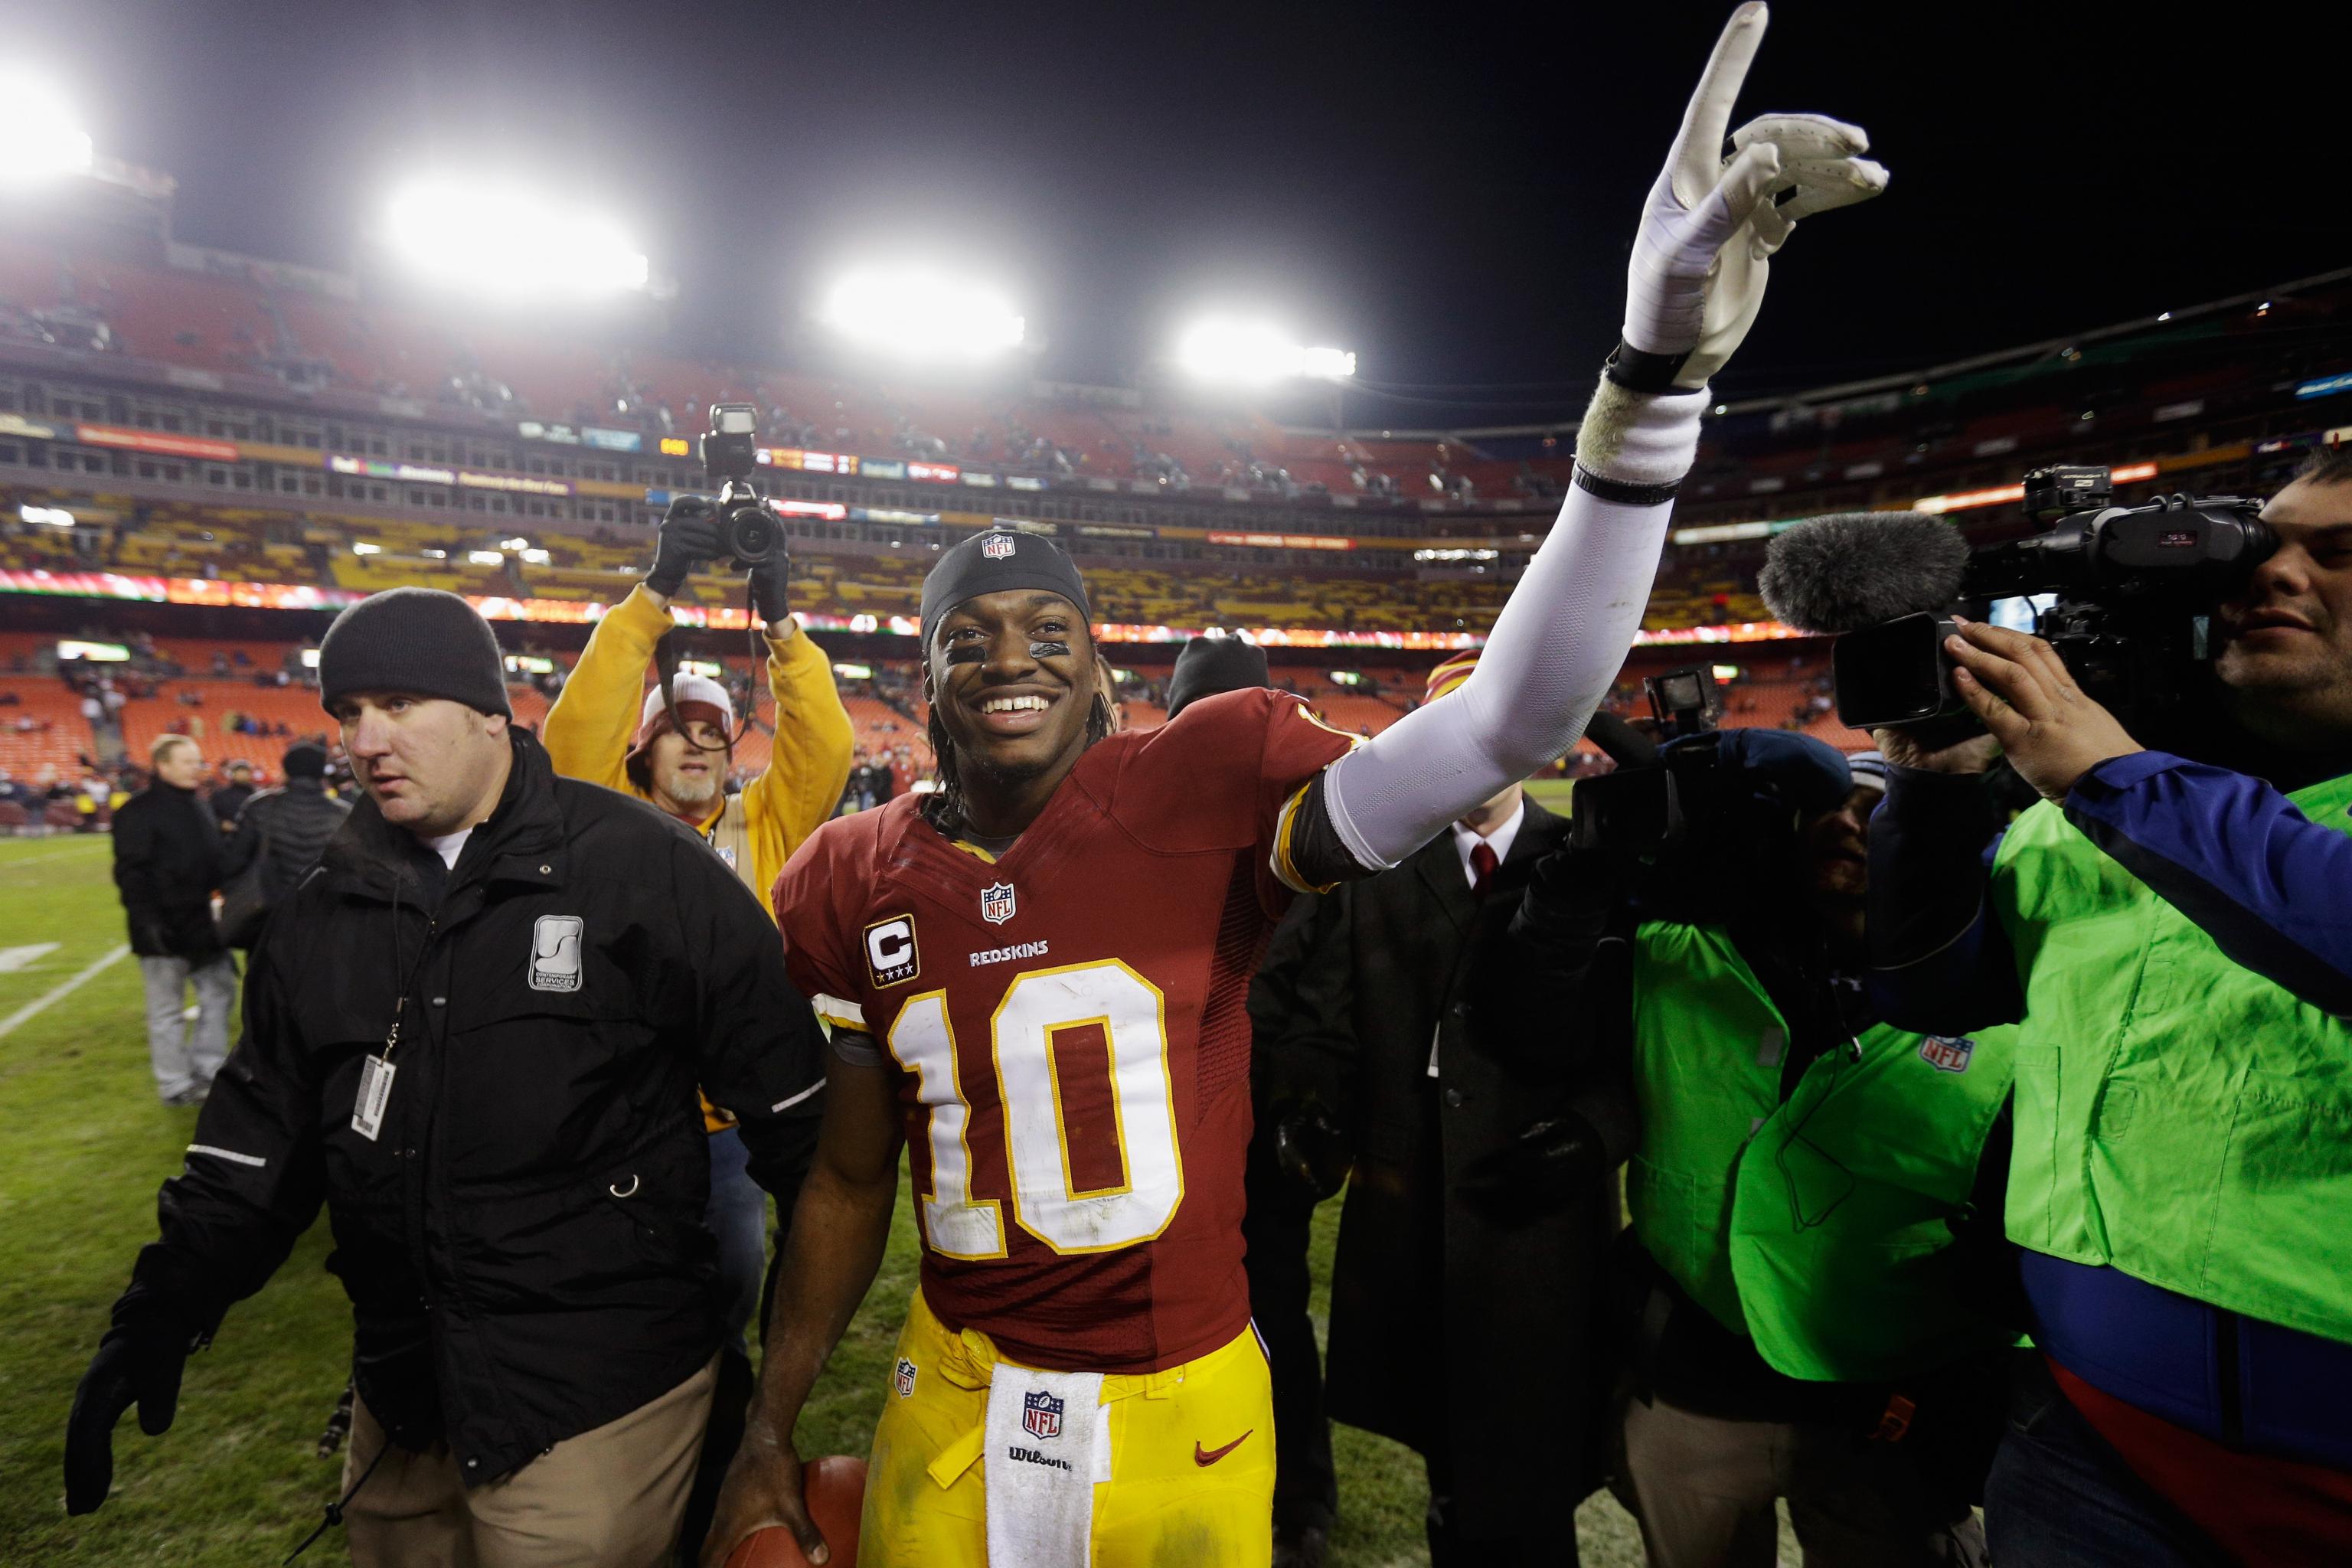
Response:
[639,672,735,730]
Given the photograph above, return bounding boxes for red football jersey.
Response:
[773,688,1356,1373]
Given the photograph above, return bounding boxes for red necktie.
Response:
[1469,841,1499,897]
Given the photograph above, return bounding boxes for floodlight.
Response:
[467,549,505,565]
[383,178,649,300]
[0,70,93,185]
[818,268,1025,359]
[1176,320,1356,384]
[20,503,75,526]
[520,547,551,564]
[350,541,381,554]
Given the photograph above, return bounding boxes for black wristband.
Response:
[1573,465,1681,506]
[1603,338,1694,394]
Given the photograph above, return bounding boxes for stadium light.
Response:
[19,503,75,527]
[1176,319,1356,384]
[382,178,649,301]
[818,267,1025,359]
[467,548,505,565]
[0,68,94,185]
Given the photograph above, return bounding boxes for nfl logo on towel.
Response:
[981,881,1017,925]
[1023,1390,1064,1440]
[982,532,1016,560]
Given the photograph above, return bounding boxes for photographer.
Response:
[1870,448,2352,1566]
[1516,727,2019,1567]
[541,494,851,1558]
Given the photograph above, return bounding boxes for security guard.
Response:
[66,587,830,1567]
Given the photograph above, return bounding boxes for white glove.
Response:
[1619,3,1889,390]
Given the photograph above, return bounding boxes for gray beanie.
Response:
[318,587,511,717]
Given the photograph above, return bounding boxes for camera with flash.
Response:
[697,403,782,567]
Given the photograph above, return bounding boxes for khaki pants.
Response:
[1618,1393,1987,1568]
[342,1358,717,1568]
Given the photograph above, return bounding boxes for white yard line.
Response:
[0,944,130,1040]
[0,841,114,872]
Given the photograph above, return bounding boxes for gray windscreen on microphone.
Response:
[1756,511,1973,634]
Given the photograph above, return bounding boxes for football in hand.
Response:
[723,1455,867,1567]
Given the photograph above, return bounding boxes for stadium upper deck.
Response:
[3,218,2350,648]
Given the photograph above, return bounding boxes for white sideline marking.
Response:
[0,943,60,974]
[0,843,111,871]
[0,944,130,1040]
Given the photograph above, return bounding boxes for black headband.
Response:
[920,530,1092,648]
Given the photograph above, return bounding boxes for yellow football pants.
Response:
[857,1289,1276,1567]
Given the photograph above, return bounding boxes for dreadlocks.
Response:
[920,690,1118,841]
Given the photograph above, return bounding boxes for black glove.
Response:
[64,1307,201,1514]
[1272,1101,1352,1201]
[646,496,725,598]
[1456,1112,1605,1227]
[748,549,793,629]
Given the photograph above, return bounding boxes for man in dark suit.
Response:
[1248,652,1635,1567]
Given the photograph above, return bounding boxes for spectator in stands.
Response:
[540,501,851,1560]
[219,742,349,929]
[209,760,256,831]
[1249,653,1630,1567]
[65,587,829,1566]
[110,735,234,1107]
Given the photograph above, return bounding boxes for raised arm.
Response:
[1319,4,1888,872]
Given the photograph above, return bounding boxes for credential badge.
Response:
[980,881,1017,925]
[529,915,584,992]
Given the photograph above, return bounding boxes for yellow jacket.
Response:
[542,582,854,914]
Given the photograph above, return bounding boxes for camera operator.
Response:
[541,490,851,1559]
[1869,447,2352,1566]
[1516,725,2020,1568]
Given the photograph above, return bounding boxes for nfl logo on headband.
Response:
[982,533,1017,560]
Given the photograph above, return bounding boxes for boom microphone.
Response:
[1756,511,1971,634]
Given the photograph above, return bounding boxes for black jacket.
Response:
[111,783,228,960]
[223,777,351,906]
[1255,801,1635,1525]
[119,731,828,1481]
[209,781,256,831]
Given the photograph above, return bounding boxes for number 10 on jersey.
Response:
[887,960,1184,1258]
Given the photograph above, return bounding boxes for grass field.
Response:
[0,831,1659,1566]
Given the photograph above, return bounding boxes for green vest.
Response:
[1628,921,2017,1382]
[1991,773,2352,1344]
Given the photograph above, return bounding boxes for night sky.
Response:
[11,0,2341,423]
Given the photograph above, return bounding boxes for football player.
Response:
[703,8,1890,1564]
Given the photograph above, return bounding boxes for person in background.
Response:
[221,741,351,912]
[210,760,256,832]
[110,734,234,1106]
[1249,652,1633,1567]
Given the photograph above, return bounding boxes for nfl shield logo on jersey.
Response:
[981,881,1017,925]
[1023,1390,1064,1440]
[894,1357,918,1399]
[1919,1035,1976,1073]
[982,532,1016,560]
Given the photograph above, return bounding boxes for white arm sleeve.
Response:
[1320,375,1707,871]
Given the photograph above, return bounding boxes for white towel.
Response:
[983,1362,1107,1567]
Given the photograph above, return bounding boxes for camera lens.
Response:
[726,508,777,565]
